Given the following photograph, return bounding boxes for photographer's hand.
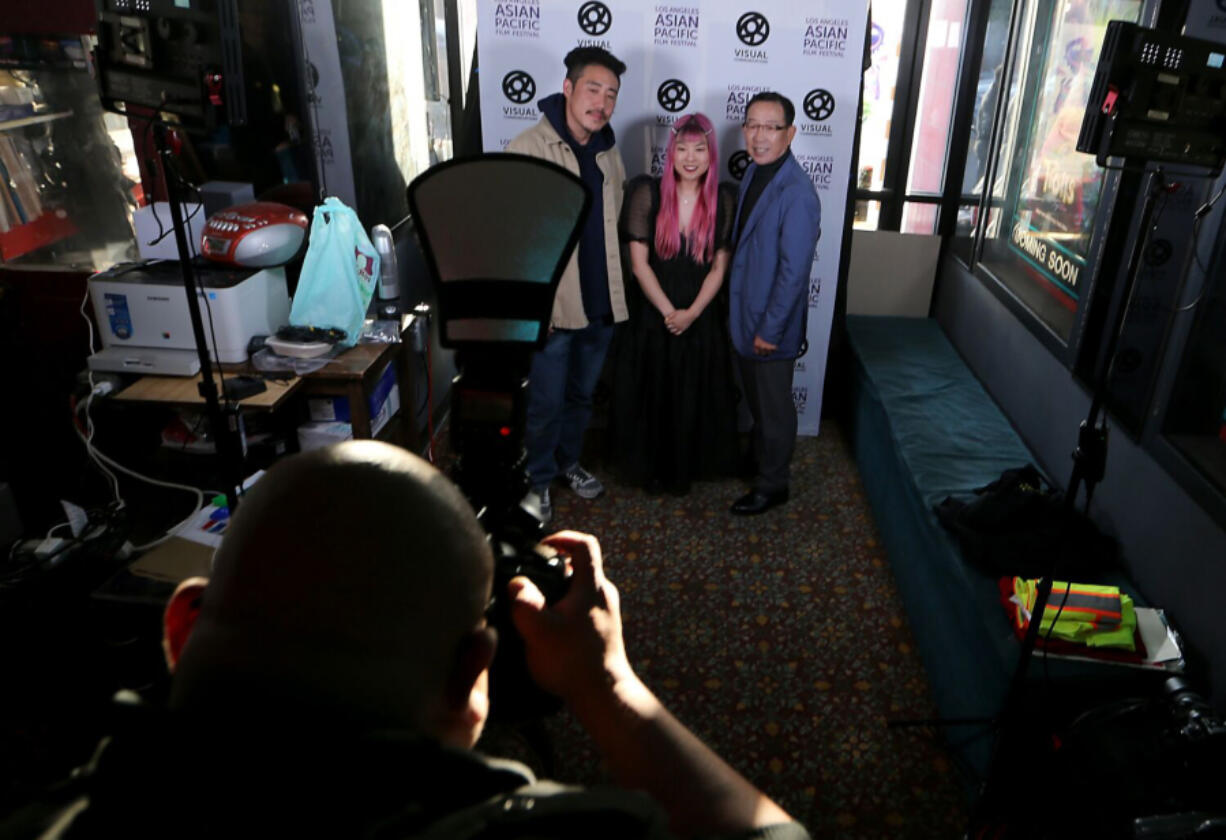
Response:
[509,531,798,839]
[507,530,634,706]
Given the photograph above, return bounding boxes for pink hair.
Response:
[655,113,719,264]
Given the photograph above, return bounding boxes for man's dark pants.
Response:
[525,321,615,490]
[736,354,796,495]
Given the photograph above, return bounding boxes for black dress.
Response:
[608,175,740,494]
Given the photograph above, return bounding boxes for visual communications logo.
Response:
[494,0,541,38]
[577,1,612,35]
[728,150,751,181]
[800,88,835,137]
[736,11,769,45]
[804,89,835,121]
[803,16,849,58]
[654,6,699,47]
[501,70,538,120]
[502,70,536,104]
[734,11,769,63]
[657,79,690,112]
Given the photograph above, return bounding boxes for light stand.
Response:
[153,123,243,514]
[967,163,1169,831]
[969,18,1226,829]
[93,1,250,513]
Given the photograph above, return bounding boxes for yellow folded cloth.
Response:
[1013,578,1136,651]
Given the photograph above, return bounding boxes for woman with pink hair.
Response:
[609,112,739,494]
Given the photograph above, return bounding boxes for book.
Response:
[1028,607,1185,672]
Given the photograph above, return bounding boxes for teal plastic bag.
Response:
[289,197,379,347]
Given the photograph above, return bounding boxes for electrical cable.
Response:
[172,169,232,403]
[70,400,221,551]
[139,120,203,247]
[1177,180,1226,309]
[426,337,435,463]
[297,32,329,201]
[76,283,221,551]
[79,282,124,505]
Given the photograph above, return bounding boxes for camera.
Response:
[405,153,592,721]
[448,347,570,721]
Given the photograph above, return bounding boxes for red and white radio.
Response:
[200,201,308,268]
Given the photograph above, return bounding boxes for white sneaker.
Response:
[563,463,605,499]
[523,486,553,523]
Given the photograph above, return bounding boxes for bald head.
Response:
[170,442,494,731]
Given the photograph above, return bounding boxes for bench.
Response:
[843,315,1155,779]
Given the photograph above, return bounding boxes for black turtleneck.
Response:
[736,149,791,243]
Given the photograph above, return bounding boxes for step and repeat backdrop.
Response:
[478,1,868,433]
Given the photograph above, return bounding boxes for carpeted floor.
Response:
[478,419,969,838]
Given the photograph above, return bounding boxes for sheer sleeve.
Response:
[620,175,657,243]
[715,182,738,250]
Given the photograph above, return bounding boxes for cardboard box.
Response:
[306,359,401,437]
[297,420,353,452]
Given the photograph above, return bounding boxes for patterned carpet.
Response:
[478,419,969,838]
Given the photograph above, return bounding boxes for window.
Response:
[974,0,1143,344]
[854,0,972,233]
[855,0,908,230]
[952,0,1012,263]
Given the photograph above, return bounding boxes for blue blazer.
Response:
[728,153,822,360]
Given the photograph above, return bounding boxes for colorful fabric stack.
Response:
[1010,577,1137,651]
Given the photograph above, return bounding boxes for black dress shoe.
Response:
[730,488,789,515]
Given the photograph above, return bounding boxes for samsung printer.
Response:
[86,260,290,376]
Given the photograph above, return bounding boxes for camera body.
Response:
[448,352,570,721]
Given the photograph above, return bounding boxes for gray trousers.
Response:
[736,355,797,494]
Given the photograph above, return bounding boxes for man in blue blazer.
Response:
[728,92,821,515]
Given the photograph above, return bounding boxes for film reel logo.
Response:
[577,1,612,36]
[804,89,835,122]
[502,70,536,104]
[728,150,751,180]
[736,12,770,46]
[657,79,690,112]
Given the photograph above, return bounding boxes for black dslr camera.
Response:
[447,347,570,721]
[407,153,592,721]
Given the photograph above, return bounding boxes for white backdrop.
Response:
[478,1,867,434]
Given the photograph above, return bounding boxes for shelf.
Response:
[0,210,78,261]
[0,110,74,133]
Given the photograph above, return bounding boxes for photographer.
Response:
[50,441,807,839]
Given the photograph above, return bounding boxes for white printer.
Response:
[87,261,290,376]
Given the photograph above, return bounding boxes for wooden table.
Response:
[114,370,300,409]
[114,340,414,447]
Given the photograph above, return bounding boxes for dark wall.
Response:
[1,0,96,34]
[934,258,1226,706]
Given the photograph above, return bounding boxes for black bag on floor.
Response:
[934,465,1117,579]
